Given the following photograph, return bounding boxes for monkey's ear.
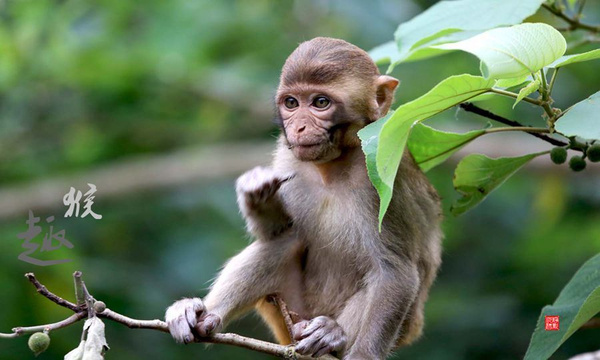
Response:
[374,75,399,119]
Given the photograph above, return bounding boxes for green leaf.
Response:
[369,41,402,66]
[359,113,393,228]
[388,0,545,70]
[496,75,531,88]
[555,91,600,141]
[547,48,600,68]
[513,79,541,108]
[435,23,567,79]
[524,253,600,360]
[408,124,485,172]
[451,152,544,215]
[374,74,495,223]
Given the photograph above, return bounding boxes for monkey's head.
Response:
[276,37,399,163]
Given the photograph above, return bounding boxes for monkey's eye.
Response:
[312,96,330,109]
[284,97,299,109]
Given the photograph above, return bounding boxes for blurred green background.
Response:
[1,0,599,359]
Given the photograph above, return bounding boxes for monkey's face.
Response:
[276,85,355,162]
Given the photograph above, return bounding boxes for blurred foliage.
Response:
[0,0,599,359]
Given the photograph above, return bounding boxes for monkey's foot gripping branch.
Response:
[0,272,337,359]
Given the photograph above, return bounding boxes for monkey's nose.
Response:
[297,125,306,133]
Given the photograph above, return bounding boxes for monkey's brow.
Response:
[277,82,339,96]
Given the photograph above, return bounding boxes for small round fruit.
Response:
[550,147,567,164]
[569,156,586,172]
[586,144,600,162]
[28,332,50,356]
[93,301,106,313]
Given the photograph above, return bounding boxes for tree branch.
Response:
[0,312,87,339]
[2,272,337,359]
[542,3,600,33]
[25,272,80,312]
[459,102,572,148]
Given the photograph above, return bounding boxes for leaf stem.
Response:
[490,88,543,105]
[539,70,549,102]
[548,68,559,97]
[576,0,587,20]
[485,127,550,134]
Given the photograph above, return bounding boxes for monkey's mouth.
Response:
[294,143,323,149]
[289,141,329,161]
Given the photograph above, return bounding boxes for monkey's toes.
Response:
[293,316,347,357]
[194,313,222,338]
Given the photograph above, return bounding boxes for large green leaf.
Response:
[555,91,600,141]
[374,74,495,223]
[408,124,485,172]
[358,113,393,228]
[385,0,545,70]
[524,254,600,360]
[435,23,567,79]
[548,48,600,68]
[451,152,544,215]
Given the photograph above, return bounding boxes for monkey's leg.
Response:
[336,262,420,359]
[165,233,302,344]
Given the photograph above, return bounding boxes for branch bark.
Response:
[459,102,572,148]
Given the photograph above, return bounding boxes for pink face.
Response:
[277,85,344,162]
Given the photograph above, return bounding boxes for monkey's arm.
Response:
[336,260,420,359]
[236,166,293,240]
[204,233,300,323]
[165,233,300,344]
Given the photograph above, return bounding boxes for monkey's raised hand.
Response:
[165,298,222,344]
[293,316,347,358]
[236,166,292,213]
[236,166,293,240]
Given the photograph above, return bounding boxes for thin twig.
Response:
[0,312,87,339]
[459,103,572,148]
[25,273,79,312]
[268,294,297,343]
[97,309,169,332]
[73,271,85,307]
[542,3,600,33]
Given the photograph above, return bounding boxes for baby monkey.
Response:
[166,37,443,359]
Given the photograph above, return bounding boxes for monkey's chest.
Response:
[287,186,376,249]
[284,187,373,299]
